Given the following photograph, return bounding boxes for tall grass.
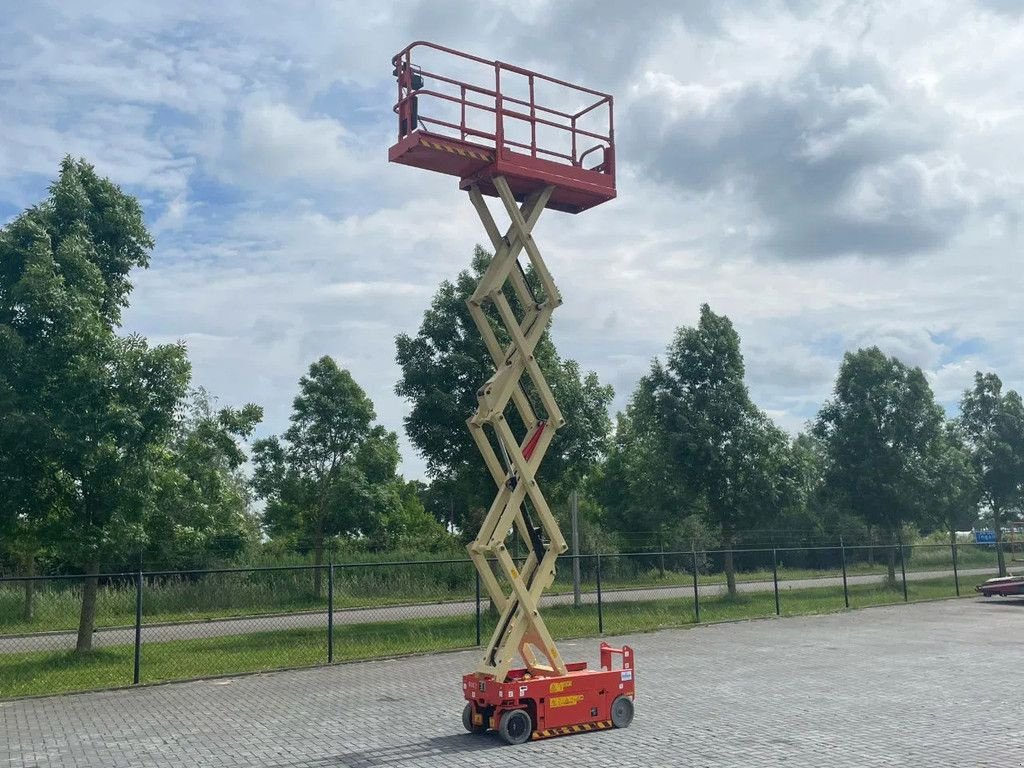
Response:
[0,545,998,636]
[0,562,480,635]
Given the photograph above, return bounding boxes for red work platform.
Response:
[388,42,616,214]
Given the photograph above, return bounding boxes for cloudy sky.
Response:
[2,1,1022,479]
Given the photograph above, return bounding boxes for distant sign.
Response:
[975,530,997,544]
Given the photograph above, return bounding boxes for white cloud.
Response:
[317,281,430,299]
[2,0,1023,482]
[236,101,364,184]
[928,358,986,407]
[153,193,191,233]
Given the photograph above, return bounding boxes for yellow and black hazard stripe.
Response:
[531,720,613,740]
[420,138,493,162]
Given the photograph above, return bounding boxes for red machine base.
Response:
[462,643,636,745]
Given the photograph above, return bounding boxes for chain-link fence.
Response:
[0,543,1002,700]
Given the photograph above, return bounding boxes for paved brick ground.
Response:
[2,598,1022,767]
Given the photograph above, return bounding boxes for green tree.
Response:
[252,357,432,593]
[781,432,877,555]
[780,433,831,543]
[388,478,451,549]
[69,336,190,651]
[0,158,190,651]
[0,436,64,619]
[394,246,613,536]
[599,377,701,552]
[959,372,1024,575]
[611,305,795,595]
[926,423,980,546]
[0,486,59,621]
[813,347,944,585]
[147,389,263,570]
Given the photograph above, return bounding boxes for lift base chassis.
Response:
[463,643,635,743]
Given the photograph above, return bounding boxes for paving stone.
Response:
[2,599,1022,767]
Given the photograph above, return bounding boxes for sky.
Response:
[2,1,1022,480]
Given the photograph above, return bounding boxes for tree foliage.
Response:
[599,378,700,548]
[926,423,980,544]
[8,159,1024,618]
[253,357,443,593]
[959,372,1024,574]
[813,347,944,583]
[0,158,191,650]
[147,389,264,569]
[652,305,795,593]
[602,305,795,594]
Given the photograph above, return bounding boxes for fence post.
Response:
[133,569,143,685]
[772,548,780,616]
[571,490,581,608]
[327,562,335,663]
[475,571,482,646]
[840,537,850,609]
[692,548,701,623]
[898,534,908,602]
[952,541,960,597]
[596,552,604,634]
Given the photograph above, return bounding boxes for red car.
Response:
[976,575,1024,597]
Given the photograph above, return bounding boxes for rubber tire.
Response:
[498,709,533,745]
[610,695,634,729]
[462,703,486,733]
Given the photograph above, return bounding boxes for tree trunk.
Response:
[994,503,1007,577]
[867,527,875,567]
[22,553,35,622]
[723,532,737,598]
[313,530,325,599]
[75,558,101,653]
[949,527,957,547]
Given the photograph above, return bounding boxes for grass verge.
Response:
[0,575,973,700]
[1,555,997,637]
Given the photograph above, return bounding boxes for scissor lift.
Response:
[389,42,635,744]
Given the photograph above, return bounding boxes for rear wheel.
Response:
[498,709,532,745]
[462,703,486,733]
[610,695,634,728]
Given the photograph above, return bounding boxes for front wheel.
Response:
[498,708,533,745]
[610,695,634,728]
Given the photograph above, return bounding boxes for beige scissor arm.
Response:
[464,176,570,682]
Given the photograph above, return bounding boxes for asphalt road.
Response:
[0,567,994,654]
[2,597,1021,767]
